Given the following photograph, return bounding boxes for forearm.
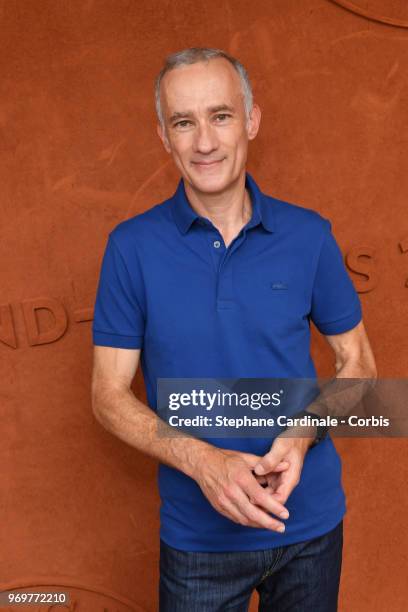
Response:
[281,359,377,444]
[92,385,216,479]
[304,358,378,420]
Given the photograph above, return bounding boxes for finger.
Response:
[254,464,288,490]
[218,485,274,528]
[217,496,254,526]
[273,464,302,504]
[233,487,287,532]
[251,460,289,476]
[263,472,282,492]
[272,460,290,471]
[242,452,288,471]
[253,449,285,476]
[254,474,268,486]
[244,478,290,519]
[257,462,290,493]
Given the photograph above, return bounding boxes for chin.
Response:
[189,170,232,194]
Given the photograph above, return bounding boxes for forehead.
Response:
[160,58,244,114]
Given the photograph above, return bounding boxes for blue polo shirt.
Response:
[92,173,362,552]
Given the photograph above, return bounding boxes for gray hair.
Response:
[154,47,253,127]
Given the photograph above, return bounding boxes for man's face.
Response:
[157,58,261,194]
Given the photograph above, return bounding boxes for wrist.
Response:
[288,409,330,448]
[299,433,316,452]
[182,439,218,481]
[290,428,316,452]
[280,421,317,451]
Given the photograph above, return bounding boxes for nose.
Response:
[193,121,218,155]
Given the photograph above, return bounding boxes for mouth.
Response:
[191,158,225,168]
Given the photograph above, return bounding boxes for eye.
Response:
[174,120,192,128]
[214,113,231,122]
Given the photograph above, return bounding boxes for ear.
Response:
[157,122,171,154]
[247,103,261,141]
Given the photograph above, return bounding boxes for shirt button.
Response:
[213,240,221,248]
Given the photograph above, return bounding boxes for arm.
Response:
[253,320,378,499]
[91,344,290,531]
[325,319,377,378]
[91,344,209,478]
[291,319,378,423]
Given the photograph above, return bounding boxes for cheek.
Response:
[170,137,193,161]
[226,137,248,166]
[222,128,247,153]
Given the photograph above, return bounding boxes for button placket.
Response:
[216,234,244,311]
[208,230,225,275]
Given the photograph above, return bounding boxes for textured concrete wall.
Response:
[1,1,407,610]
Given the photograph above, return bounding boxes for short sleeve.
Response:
[92,233,145,349]
[310,220,362,335]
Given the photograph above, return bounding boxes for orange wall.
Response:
[1,1,407,610]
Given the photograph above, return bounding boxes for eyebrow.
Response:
[168,104,235,123]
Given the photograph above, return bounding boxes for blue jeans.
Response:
[159,520,343,611]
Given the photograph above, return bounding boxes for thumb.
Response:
[253,449,285,476]
[240,451,288,473]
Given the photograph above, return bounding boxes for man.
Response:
[91,48,377,611]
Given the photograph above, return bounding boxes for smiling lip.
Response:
[191,158,225,167]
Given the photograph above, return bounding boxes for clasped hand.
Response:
[194,432,314,533]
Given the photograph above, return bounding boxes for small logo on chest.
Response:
[270,281,288,291]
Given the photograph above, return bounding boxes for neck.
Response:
[184,172,252,246]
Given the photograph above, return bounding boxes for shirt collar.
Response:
[171,172,276,235]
